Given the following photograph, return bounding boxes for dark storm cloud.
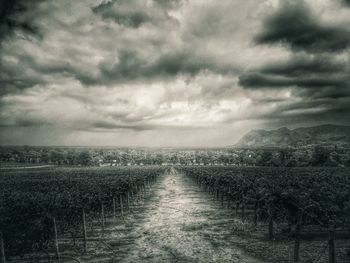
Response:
[153,0,184,9]
[76,49,238,85]
[0,0,42,41]
[255,1,350,53]
[1,0,349,146]
[0,0,45,95]
[0,54,46,95]
[250,96,350,127]
[92,0,181,29]
[239,0,350,126]
[0,118,47,128]
[260,56,346,77]
[276,98,350,118]
[93,1,151,28]
[1,0,240,93]
[140,50,237,78]
[90,121,158,131]
[239,54,350,104]
[239,71,348,89]
[294,84,350,99]
[343,0,350,6]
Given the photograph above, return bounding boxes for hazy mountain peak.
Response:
[237,124,350,148]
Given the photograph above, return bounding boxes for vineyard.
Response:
[0,165,350,262]
[180,166,350,262]
[0,166,166,262]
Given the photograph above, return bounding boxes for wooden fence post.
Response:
[268,218,274,240]
[137,186,140,200]
[268,205,274,240]
[253,202,258,228]
[82,210,87,252]
[0,232,6,263]
[120,195,124,216]
[101,203,105,236]
[329,225,335,263]
[241,202,246,220]
[53,218,60,262]
[113,198,116,220]
[127,192,130,209]
[293,212,303,262]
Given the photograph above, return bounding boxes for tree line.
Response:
[0,145,349,167]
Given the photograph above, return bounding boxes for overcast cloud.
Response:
[0,0,349,147]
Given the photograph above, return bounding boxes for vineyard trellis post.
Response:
[113,198,116,220]
[293,211,303,262]
[120,195,124,216]
[268,204,275,240]
[241,201,246,221]
[142,183,146,199]
[137,186,140,202]
[130,191,134,206]
[127,192,130,209]
[82,209,87,253]
[0,232,6,263]
[101,203,105,237]
[53,218,60,262]
[253,202,258,229]
[328,225,335,263]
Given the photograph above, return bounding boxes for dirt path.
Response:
[120,169,265,263]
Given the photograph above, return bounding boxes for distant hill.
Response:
[236,124,350,148]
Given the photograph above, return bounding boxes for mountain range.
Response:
[236,124,350,148]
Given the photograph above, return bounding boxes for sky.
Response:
[0,0,349,147]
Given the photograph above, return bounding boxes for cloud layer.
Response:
[0,0,349,146]
[255,1,350,53]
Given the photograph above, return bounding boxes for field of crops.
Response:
[0,166,166,261]
[180,166,350,262]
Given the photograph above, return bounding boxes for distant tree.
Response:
[78,151,92,166]
[312,146,330,166]
[271,151,283,166]
[66,150,76,165]
[257,151,273,166]
[41,150,50,163]
[49,150,64,164]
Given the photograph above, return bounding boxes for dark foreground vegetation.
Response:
[0,165,349,262]
[0,166,165,261]
[180,166,350,262]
